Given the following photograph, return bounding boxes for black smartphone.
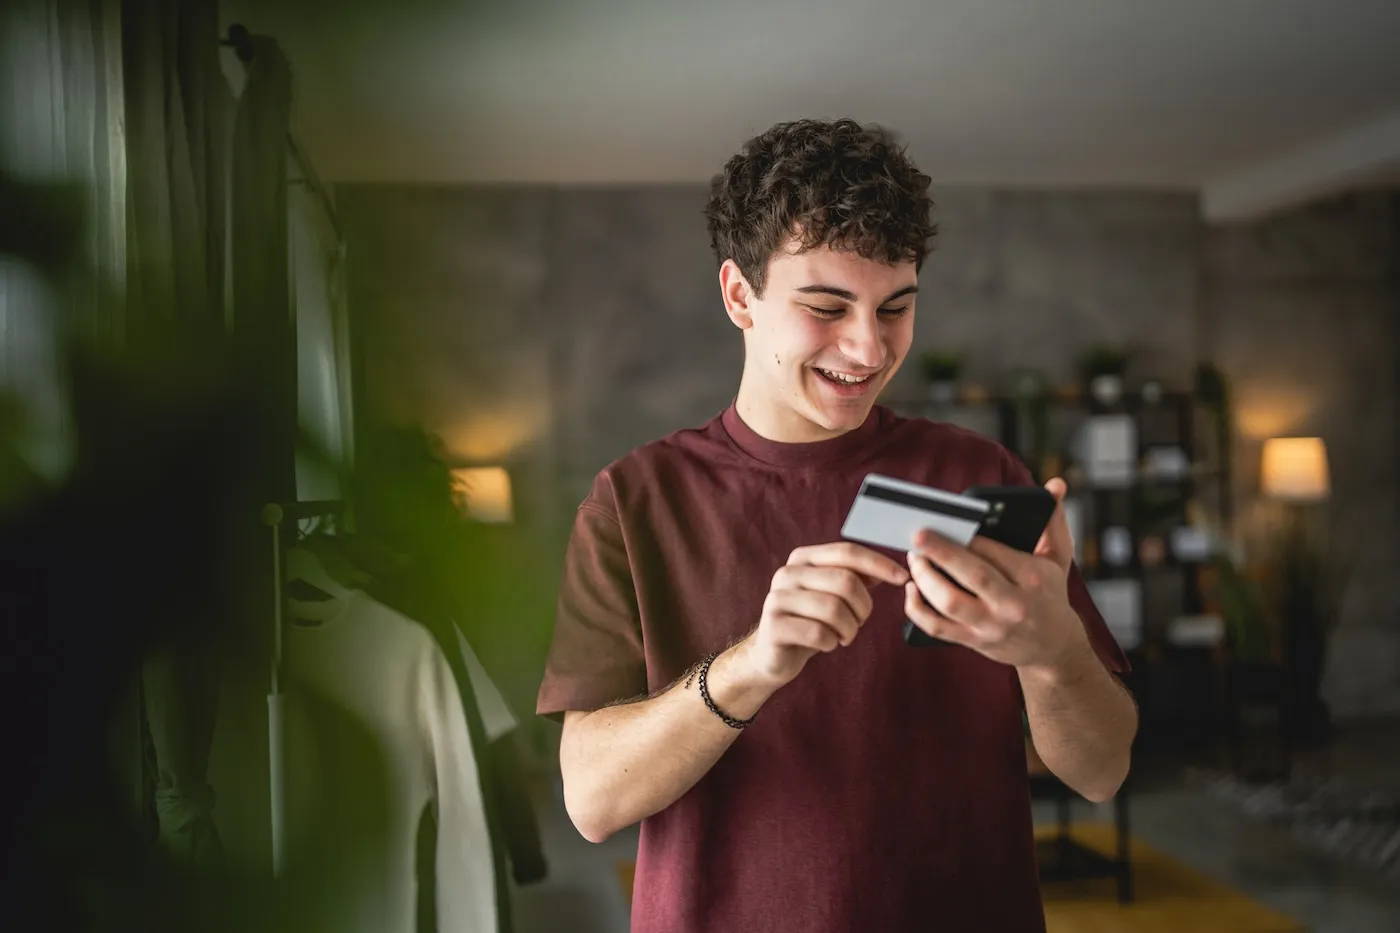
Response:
[903,484,1058,647]
[961,484,1058,553]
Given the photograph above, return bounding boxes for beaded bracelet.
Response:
[696,652,757,730]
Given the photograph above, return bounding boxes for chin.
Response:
[807,389,880,429]
[823,403,875,429]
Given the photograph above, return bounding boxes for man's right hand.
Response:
[560,541,909,843]
[739,542,910,688]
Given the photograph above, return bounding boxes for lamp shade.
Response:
[450,466,513,522]
[1260,437,1330,502]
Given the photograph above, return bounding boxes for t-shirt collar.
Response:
[720,401,888,468]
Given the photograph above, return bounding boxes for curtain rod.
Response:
[220,23,344,246]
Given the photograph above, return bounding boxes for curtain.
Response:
[120,0,231,869]
[122,0,226,342]
[0,0,137,836]
[4,0,336,884]
[0,0,126,490]
[230,33,297,504]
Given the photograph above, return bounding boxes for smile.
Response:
[817,368,874,384]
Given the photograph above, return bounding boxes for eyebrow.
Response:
[794,284,919,304]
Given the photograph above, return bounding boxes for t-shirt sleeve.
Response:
[536,471,649,721]
[998,447,1130,675]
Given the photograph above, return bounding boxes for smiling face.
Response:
[722,238,918,443]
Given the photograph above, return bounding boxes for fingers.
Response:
[913,528,1027,579]
[773,564,874,620]
[768,613,843,653]
[790,542,911,588]
[908,536,1017,613]
[765,588,860,648]
[906,552,993,632]
[759,544,904,658]
[968,535,1033,581]
[902,581,977,646]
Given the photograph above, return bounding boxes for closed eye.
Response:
[804,305,911,318]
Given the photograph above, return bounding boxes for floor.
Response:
[509,719,1400,933]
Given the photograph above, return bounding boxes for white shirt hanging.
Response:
[281,588,497,933]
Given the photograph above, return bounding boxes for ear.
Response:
[719,259,754,329]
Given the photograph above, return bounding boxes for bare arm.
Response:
[559,542,910,843]
[1018,640,1137,801]
[903,477,1136,803]
[560,638,778,843]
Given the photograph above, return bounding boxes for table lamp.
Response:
[1260,436,1330,503]
[1259,436,1333,743]
[1259,435,1330,579]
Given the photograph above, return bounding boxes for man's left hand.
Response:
[903,476,1091,671]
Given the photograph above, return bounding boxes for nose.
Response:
[837,314,885,369]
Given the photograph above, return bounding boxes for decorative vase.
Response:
[1090,374,1123,406]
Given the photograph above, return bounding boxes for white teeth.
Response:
[819,369,870,384]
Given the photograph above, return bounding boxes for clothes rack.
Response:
[220,23,344,247]
[259,498,346,877]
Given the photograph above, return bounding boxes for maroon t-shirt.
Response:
[537,403,1128,933]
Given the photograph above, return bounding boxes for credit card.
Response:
[840,473,989,553]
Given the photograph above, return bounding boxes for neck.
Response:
[733,370,852,444]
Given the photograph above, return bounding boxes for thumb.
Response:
[1034,477,1074,569]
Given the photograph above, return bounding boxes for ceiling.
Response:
[221,0,1400,219]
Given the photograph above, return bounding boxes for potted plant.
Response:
[1271,516,1352,744]
[918,350,963,404]
[1193,361,1232,515]
[1008,368,1050,477]
[1078,344,1129,406]
[1208,553,1272,664]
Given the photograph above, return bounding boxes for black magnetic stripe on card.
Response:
[862,484,986,522]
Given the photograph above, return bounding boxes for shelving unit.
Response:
[886,387,1235,757]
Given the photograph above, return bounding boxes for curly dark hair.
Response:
[703,118,938,297]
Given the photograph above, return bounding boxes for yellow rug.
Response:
[614,823,1305,932]
[1038,823,1304,933]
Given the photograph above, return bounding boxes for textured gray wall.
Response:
[340,184,1203,507]
[337,183,1399,719]
[1203,192,1400,717]
[906,188,1201,392]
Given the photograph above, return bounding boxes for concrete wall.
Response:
[339,183,1203,512]
[337,183,1400,721]
[1203,192,1400,717]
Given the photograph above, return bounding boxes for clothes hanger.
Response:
[285,540,357,623]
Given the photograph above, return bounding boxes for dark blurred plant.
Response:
[1208,553,1272,663]
[1273,512,1353,636]
[1078,344,1129,380]
[1007,368,1050,479]
[1192,360,1233,524]
[918,349,963,383]
[1271,510,1354,742]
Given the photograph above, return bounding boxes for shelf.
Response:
[897,374,1234,757]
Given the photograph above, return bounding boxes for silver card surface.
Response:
[840,473,989,553]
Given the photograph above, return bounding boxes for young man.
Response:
[536,118,1137,932]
